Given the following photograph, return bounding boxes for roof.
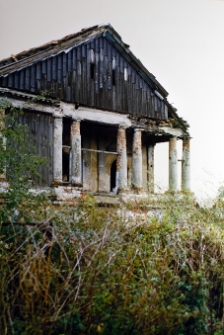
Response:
[0,24,168,97]
[0,24,190,133]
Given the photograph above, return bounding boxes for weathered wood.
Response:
[25,67,30,91]
[17,110,54,186]
[1,35,167,121]
[82,148,118,155]
[14,72,19,89]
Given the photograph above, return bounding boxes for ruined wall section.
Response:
[17,110,54,187]
[81,123,118,193]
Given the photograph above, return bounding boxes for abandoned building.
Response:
[0,24,190,198]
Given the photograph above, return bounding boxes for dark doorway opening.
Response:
[62,118,71,182]
[110,160,117,192]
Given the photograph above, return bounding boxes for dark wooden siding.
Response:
[18,111,54,187]
[1,36,166,120]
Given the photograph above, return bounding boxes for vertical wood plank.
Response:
[72,47,77,69]
[30,65,36,92]
[25,67,30,91]
[57,54,62,84]
[14,72,19,89]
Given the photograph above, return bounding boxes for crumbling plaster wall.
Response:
[81,123,118,193]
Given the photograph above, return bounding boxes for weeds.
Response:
[1,194,224,335]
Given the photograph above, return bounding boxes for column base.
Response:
[117,186,130,195]
[131,186,146,195]
[52,179,63,186]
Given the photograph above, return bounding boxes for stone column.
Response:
[148,144,155,193]
[0,108,6,182]
[0,108,8,191]
[181,138,191,191]
[169,137,178,191]
[117,126,127,190]
[53,116,63,184]
[132,128,143,189]
[71,120,82,185]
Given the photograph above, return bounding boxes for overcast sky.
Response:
[1,0,224,199]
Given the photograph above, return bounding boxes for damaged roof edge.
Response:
[0,25,99,68]
[166,100,190,134]
[0,24,168,97]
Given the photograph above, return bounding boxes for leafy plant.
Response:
[0,98,46,222]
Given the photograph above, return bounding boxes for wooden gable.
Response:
[0,27,169,121]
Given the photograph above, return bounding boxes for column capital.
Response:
[118,122,130,130]
[71,116,82,122]
[134,127,144,132]
[52,111,63,118]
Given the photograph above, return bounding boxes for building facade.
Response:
[0,24,190,198]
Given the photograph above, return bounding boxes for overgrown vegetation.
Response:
[2,196,224,335]
[1,101,224,335]
[0,100,46,223]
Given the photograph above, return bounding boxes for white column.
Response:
[0,108,6,181]
[0,108,8,191]
[53,116,63,184]
[182,138,191,191]
[117,126,127,190]
[71,120,82,185]
[132,128,142,189]
[169,137,178,191]
[148,144,155,193]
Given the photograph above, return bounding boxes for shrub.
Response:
[1,195,224,335]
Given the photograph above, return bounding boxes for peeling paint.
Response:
[182,139,190,191]
[147,144,155,193]
[169,137,178,191]
[132,129,142,189]
[71,121,82,185]
[117,127,127,189]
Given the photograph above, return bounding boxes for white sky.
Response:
[1,0,224,199]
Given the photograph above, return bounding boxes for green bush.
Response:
[1,195,224,335]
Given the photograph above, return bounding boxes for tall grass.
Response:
[1,193,224,335]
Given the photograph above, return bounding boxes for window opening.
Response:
[62,118,71,182]
[112,70,116,86]
[90,63,95,79]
